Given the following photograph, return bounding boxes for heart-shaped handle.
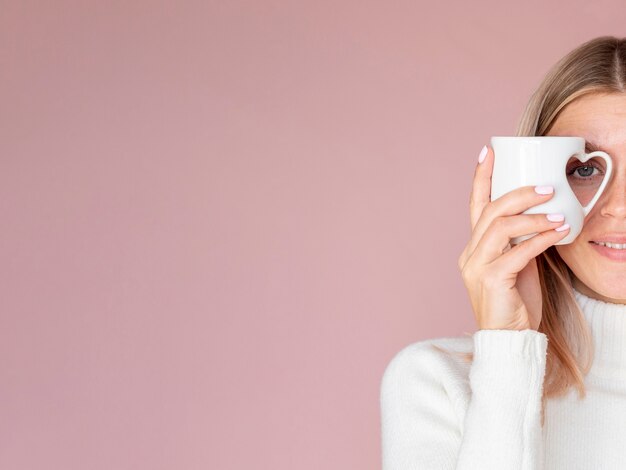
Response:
[579,150,613,216]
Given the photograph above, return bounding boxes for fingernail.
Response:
[478,145,488,163]
[546,213,565,222]
[535,185,554,195]
[555,223,570,232]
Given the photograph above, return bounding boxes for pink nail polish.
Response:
[535,185,554,195]
[478,145,488,163]
[546,213,565,222]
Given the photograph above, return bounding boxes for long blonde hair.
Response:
[445,35,626,425]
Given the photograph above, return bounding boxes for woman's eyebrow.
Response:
[585,140,604,152]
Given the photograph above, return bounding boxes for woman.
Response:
[380,36,626,469]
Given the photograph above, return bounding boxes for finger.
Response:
[492,222,570,273]
[469,145,494,231]
[467,212,567,267]
[466,185,554,262]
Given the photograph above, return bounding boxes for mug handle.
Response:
[580,150,613,217]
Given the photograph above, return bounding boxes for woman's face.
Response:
[549,92,626,304]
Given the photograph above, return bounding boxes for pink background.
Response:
[1,1,619,468]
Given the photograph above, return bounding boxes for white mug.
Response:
[490,136,613,245]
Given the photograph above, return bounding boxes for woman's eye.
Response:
[567,164,603,180]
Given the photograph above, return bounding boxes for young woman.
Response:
[380,36,626,469]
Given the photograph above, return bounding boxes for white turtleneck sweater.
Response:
[380,288,626,469]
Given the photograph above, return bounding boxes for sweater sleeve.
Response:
[380,329,548,470]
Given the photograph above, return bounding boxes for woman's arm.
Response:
[380,329,548,470]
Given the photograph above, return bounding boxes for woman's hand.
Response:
[457,145,570,331]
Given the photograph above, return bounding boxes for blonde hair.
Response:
[443,35,626,425]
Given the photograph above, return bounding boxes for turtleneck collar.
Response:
[573,287,626,380]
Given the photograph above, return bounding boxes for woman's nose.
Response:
[599,170,626,218]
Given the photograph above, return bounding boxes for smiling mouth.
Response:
[590,241,626,250]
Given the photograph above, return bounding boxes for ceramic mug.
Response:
[490,136,613,245]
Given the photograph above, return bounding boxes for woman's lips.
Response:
[589,241,626,261]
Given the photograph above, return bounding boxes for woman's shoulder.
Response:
[381,334,475,399]
[384,334,474,371]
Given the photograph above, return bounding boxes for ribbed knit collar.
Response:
[573,287,626,380]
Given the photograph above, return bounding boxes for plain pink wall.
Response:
[1,1,621,468]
